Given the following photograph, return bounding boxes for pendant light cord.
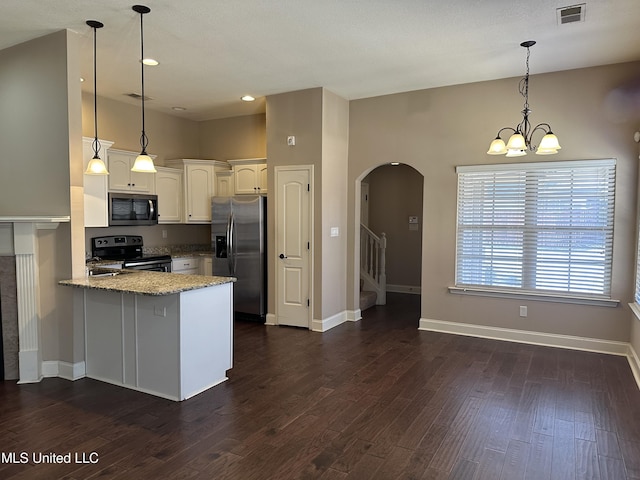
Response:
[89,21,103,159]
[139,9,149,155]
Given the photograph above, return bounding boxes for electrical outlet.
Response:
[162,229,167,239]
[519,306,528,317]
[287,135,296,146]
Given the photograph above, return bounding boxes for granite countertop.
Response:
[60,269,235,296]
[169,251,213,258]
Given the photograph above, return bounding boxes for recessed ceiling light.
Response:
[241,95,255,102]
[390,162,400,166]
[80,77,85,82]
[172,106,187,111]
[141,58,159,66]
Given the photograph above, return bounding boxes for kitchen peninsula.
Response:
[60,270,235,401]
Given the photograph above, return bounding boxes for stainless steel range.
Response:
[91,235,172,272]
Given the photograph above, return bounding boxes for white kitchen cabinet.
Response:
[172,257,200,275]
[166,159,228,223]
[185,163,214,222]
[155,167,183,223]
[108,149,156,193]
[83,136,114,227]
[229,158,267,194]
[77,282,233,401]
[215,170,234,197]
[201,256,213,276]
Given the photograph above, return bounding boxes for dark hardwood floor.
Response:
[1,293,640,479]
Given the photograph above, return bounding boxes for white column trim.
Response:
[9,219,66,383]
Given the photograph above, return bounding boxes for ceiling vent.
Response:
[557,4,586,24]
[124,93,152,101]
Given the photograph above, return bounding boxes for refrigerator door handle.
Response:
[228,212,238,276]
[226,213,234,275]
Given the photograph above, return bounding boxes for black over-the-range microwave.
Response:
[108,192,158,226]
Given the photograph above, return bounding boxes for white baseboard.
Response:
[265,313,277,326]
[419,318,629,355]
[387,284,421,295]
[312,310,348,332]
[419,317,640,391]
[41,361,58,378]
[628,344,640,390]
[347,309,362,322]
[41,361,86,381]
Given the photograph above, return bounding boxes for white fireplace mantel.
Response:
[0,216,70,223]
[0,216,69,383]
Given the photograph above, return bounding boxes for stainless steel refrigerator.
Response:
[211,195,267,322]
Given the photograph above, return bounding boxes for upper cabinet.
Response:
[108,149,156,193]
[229,158,267,194]
[165,159,228,223]
[83,136,114,228]
[155,167,183,224]
[215,170,234,197]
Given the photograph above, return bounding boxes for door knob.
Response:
[279,253,287,259]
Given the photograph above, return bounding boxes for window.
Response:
[455,159,616,299]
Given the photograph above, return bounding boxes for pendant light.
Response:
[131,5,156,173]
[85,20,109,175]
[486,41,561,156]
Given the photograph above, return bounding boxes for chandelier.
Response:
[487,41,561,157]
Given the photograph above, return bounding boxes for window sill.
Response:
[629,303,640,321]
[449,286,619,307]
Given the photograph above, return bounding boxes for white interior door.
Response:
[275,166,312,328]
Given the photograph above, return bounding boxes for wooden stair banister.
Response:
[360,224,386,305]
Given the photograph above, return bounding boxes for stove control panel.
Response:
[92,235,143,248]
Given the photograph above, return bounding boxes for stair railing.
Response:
[360,224,386,305]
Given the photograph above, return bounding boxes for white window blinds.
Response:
[455,159,616,298]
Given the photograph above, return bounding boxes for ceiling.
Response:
[2,0,640,121]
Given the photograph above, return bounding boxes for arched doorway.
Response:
[356,163,424,316]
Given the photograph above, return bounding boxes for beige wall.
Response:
[266,88,323,317]
[0,31,82,364]
[348,61,640,342]
[365,164,423,289]
[199,114,266,160]
[266,87,350,321]
[81,93,200,165]
[321,90,349,318]
[0,31,73,217]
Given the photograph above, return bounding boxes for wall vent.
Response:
[557,4,586,24]
[124,92,152,101]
